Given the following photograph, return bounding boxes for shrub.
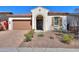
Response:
[63,34,74,43]
[38,33,44,37]
[24,30,33,42]
[29,29,35,37]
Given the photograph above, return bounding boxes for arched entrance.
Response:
[36,15,43,30]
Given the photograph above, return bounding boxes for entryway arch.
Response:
[36,15,43,30]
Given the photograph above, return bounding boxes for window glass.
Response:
[54,17,59,25]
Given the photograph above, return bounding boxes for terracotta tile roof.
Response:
[7,14,32,17]
[48,12,69,15]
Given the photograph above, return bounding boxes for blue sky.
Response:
[0,6,79,14]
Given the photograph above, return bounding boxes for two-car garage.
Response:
[13,20,32,30]
[8,16,32,30]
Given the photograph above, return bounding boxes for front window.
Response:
[54,17,59,25]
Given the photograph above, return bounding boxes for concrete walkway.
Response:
[0,30,27,47]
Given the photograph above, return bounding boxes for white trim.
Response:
[8,17,31,30]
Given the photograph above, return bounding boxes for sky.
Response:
[0,6,79,14]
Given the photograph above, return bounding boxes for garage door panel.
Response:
[13,20,31,30]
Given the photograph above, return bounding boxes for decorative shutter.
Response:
[59,17,62,26]
[51,17,54,31]
[52,17,54,26]
[58,17,62,31]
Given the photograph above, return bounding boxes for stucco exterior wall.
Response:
[31,6,68,32]
[62,16,67,32]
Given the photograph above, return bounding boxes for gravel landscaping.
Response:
[20,31,79,48]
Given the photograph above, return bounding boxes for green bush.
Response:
[63,34,74,43]
[38,33,44,37]
[24,30,33,42]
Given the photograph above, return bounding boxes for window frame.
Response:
[54,17,59,26]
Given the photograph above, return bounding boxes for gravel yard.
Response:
[20,31,79,48]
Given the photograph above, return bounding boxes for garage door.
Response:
[13,20,32,30]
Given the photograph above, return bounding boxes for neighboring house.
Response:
[0,7,79,32]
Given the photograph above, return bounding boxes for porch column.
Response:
[32,16,36,30]
[8,18,13,30]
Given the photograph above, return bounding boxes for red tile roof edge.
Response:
[6,12,70,17]
[5,11,78,17]
[48,12,69,15]
[7,14,32,17]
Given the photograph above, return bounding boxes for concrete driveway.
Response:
[0,30,27,47]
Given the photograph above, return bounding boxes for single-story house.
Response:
[0,7,79,32]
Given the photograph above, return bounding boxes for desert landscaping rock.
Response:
[20,31,79,48]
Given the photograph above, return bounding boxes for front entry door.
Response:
[36,19,43,30]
